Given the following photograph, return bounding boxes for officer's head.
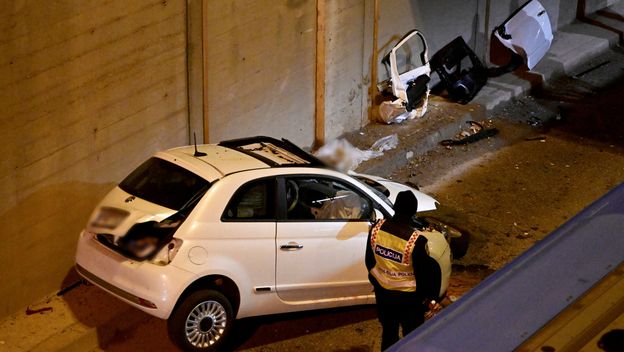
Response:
[393,191,418,220]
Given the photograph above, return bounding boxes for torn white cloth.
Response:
[314,134,399,172]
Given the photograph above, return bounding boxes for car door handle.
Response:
[280,242,303,251]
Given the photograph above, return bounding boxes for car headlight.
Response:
[150,238,183,266]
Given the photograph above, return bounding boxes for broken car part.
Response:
[494,0,553,70]
[430,36,488,104]
[440,121,499,146]
[377,30,431,123]
[431,1,552,103]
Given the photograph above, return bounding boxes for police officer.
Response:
[365,190,442,351]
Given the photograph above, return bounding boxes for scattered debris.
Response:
[25,306,53,315]
[314,134,399,172]
[527,115,542,127]
[525,136,547,142]
[406,151,414,160]
[516,232,531,239]
[371,134,399,152]
[440,121,499,146]
[56,279,85,296]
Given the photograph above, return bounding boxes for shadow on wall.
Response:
[0,181,114,319]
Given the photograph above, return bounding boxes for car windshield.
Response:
[119,157,210,210]
[352,176,393,208]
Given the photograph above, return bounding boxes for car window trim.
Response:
[220,176,278,222]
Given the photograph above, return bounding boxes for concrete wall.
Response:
[322,0,483,138]
[324,0,368,140]
[0,0,188,318]
[205,0,316,147]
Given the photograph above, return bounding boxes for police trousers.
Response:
[374,286,426,351]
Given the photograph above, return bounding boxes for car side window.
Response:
[285,177,372,221]
[223,178,275,220]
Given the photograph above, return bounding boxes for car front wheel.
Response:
[168,290,234,352]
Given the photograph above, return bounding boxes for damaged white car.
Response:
[75,136,454,351]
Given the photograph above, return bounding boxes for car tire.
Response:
[168,290,234,352]
[450,230,470,259]
[423,217,470,259]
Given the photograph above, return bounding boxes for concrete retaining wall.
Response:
[0,0,188,318]
[205,0,316,147]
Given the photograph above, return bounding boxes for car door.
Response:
[378,30,431,122]
[220,177,277,295]
[494,0,552,70]
[275,176,375,302]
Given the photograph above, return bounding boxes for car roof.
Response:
[161,136,327,182]
[218,136,326,167]
[162,145,268,181]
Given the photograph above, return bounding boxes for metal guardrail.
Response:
[390,183,624,352]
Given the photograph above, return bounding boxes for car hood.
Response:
[351,172,438,212]
[85,186,177,237]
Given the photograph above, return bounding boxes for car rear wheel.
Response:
[168,290,234,352]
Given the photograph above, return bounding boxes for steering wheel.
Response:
[286,180,299,212]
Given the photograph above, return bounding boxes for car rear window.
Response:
[119,157,209,210]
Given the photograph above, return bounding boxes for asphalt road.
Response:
[88,50,624,352]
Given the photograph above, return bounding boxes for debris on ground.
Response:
[525,136,547,142]
[440,121,499,146]
[315,134,399,172]
[370,133,399,152]
[527,115,542,127]
[25,306,53,315]
[56,279,85,296]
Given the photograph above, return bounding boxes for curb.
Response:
[473,18,621,111]
[344,96,486,177]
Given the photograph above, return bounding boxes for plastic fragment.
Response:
[371,134,399,152]
[25,306,53,315]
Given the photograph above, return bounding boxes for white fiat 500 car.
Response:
[75,136,452,351]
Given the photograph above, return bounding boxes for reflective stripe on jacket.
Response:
[370,219,420,292]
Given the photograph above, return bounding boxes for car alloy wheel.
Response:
[168,289,234,352]
[185,300,228,348]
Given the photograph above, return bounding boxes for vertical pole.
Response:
[315,0,326,148]
[201,0,210,143]
[368,0,379,123]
